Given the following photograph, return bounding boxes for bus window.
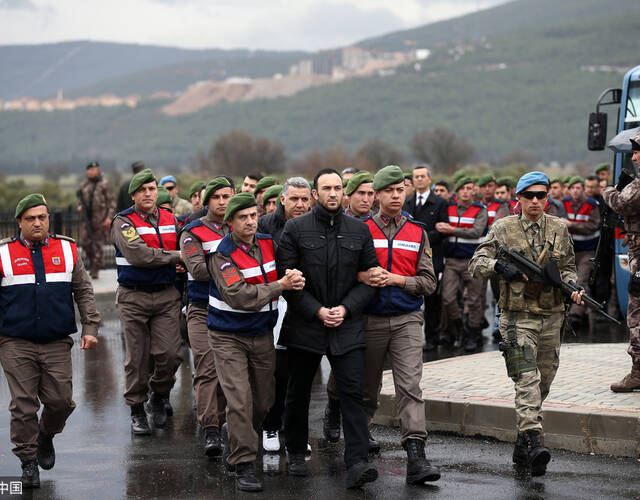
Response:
[625,81,640,124]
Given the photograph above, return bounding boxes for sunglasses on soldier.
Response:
[519,190,548,200]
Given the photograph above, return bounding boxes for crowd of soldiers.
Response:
[1,133,639,492]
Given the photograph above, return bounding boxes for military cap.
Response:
[563,175,572,184]
[189,180,206,199]
[595,163,610,174]
[342,178,349,188]
[372,165,405,191]
[549,177,563,185]
[454,176,474,192]
[86,161,100,169]
[202,177,232,205]
[159,175,177,186]
[224,192,258,222]
[262,185,284,207]
[15,193,48,219]
[254,176,277,194]
[404,172,413,181]
[495,176,511,187]
[156,186,172,206]
[516,171,550,194]
[452,170,467,183]
[567,176,584,188]
[477,173,496,186]
[630,132,640,151]
[345,171,374,195]
[128,168,157,194]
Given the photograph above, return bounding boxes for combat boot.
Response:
[147,392,168,428]
[323,399,341,443]
[463,328,482,352]
[130,404,151,436]
[37,430,56,470]
[525,429,550,477]
[21,457,40,489]
[235,461,263,492]
[287,452,308,476]
[204,426,222,457]
[345,461,378,489]
[610,365,640,392]
[404,439,441,484]
[512,432,528,466]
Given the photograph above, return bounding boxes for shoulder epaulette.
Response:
[51,234,76,243]
[585,197,599,206]
[182,219,204,232]
[0,236,16,246]
[471,201,484,208]
[216,234,236,257]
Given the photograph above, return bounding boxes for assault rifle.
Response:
[497,246,621,325]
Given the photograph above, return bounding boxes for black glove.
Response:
[616,170,635,191]
[494,259,523,281]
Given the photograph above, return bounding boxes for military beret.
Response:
[516,171,550,194]
[254,176,277,194]
[563,175,573,184]
[15,193,48,219]
[495,176,511,187]
[549,177,563,185]
[404,172,413,181]
[202,177,232,205]
[159,175,176,186]
[224,192,257,222]
[86,161,100,169]
[189,180,206,199]
[454,176,474,192]
[262,185,284,207]
[567,176,584,188]
[372,165,405,191]
[156,186,172,206]
[477,173,496,186]
[345,171,374,195]
[595,163,610,174]
[342,177,349,188]
[128,168,157,194]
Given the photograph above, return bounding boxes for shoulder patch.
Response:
[51,234,76,243]
[122,226,139,242]
[219,261,241,286]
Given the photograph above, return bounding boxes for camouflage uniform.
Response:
[602,177,640,373]
[469,213,577,432]
[78,174,116,276]
[172,196,193,217]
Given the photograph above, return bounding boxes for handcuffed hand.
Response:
[279,268,305,290]
[317,305,347,327]
[81,335,98,350]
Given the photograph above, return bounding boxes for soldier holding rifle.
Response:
[469,171,585,477]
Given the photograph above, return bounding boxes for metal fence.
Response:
[0,210,116,268]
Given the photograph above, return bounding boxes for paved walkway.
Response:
[91,268,118,295]
[374,344,640,458]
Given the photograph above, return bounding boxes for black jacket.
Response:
[403,191,449,273]
[258,204,287,244]
[277,204,378,355]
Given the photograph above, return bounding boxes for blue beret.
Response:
[516,171,550,194]
[159,175,177,186]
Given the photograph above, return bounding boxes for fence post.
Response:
[52,210,63,235]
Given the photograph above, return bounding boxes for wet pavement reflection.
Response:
[0,296,636,499]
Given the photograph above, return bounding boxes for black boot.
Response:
[404,439,440,484]
[235,461,263,492]
[164,396,173,417]
[37,430,55,470]
[21,457,40,488]
[525,430,550,476]
[323,399,341,443]
[368,431,380,454]
[345,461,378,489]
[130,404,151,436]
[204,426,222,457]
[221,423,234,472]
[287,452,308,476]
[512,433,528,466]
[463,328,482,352]
[147,392,168,428]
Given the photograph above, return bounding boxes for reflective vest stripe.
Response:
[0,244,12,277]
[572,231,601,241]
[372,239,420,252]
[116,256,131,266]
[202,240,221,252]
[1,274,36,286]
[209,296,278,314]
[447,203,483,257]
[240,259,276,279]
[456,237,483,244]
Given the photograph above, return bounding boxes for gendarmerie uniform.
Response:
[111,205,184,409]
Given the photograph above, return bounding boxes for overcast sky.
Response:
[0,0,510,51]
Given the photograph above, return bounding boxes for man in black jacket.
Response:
[403,165,449,349]
[277,169,379,489]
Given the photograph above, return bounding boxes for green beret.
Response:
[454,176,474,192]
[568,176,584,188]
[189,180,206,199]
[86,161,100,169]
[15,193,48,219]
[563,175,573,184]
[202,177,232,205]
[549,177,563,185]
[595,163,610,174]
[345,171,374,195]
[254,176,277,194]
[372,165,405,191]
[262,185,284,207]
[156,186,172,206]
[342,178,349,188]
[477,173,496,186]
[224,192,257,222]
[128,168,156,194]
[452,170,467,183]
[404,172,413,181]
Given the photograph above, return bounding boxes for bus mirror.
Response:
[588,112,607,150]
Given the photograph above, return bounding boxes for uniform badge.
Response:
[220,261,241,286]
[122,226,139,242]
[14,257,29,267]
[52,256,61,265]
[425,248,432,257]
[212,222,220,231]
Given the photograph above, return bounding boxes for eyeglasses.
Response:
[164,184,177,191]
[519,191,548,200]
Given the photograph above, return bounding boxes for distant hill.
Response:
[0,0,638,172]
[0,40,306,100]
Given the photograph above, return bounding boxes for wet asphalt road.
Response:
[0,297,637,499]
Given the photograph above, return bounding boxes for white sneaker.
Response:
[263,453,280,474]
[306,443,312,453]
[263,430,280,452]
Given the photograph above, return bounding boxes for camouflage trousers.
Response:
[627,244,640,366]
[499,310,563,432]
[81,223,108,271]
